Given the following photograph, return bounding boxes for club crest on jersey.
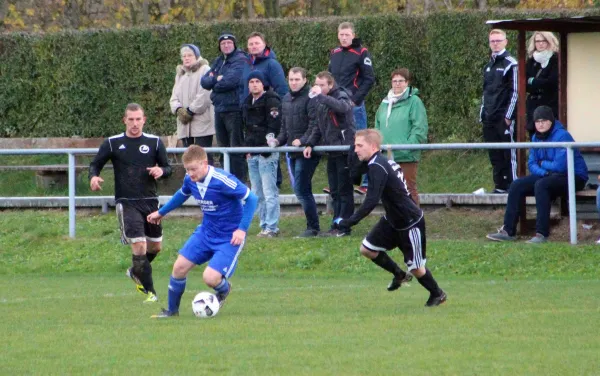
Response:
[364,57,372,66]
[139,145,150,154]
[270,108,279,118]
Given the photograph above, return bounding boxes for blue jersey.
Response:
[180,166,250,235]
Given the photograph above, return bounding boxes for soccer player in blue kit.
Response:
[147,145,258,318]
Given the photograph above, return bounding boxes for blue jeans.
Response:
[503,174,586,237]
[353,103,368,187]
[248,153,280,232]
[289,155,321,231]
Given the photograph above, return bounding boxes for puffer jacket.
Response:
[374,87,428,163]
[241,47,288,101]
[528,120,588,181]
[200,48,249,112]
[242,89,282,157]
[169,59,215,139]
[305,85,355,155]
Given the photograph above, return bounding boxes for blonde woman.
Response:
[169,44,215,163]
[526,32,559,139]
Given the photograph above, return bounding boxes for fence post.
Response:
[68,153,76,238]
[567,147,577,245]
[223,151,231,172]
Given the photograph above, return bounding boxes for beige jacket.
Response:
[169,59,215,139]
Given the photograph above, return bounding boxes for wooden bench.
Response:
[0,165,109,189]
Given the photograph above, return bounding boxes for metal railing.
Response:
[1,141,598,244]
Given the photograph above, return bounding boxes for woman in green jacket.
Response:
[375,68,428,206]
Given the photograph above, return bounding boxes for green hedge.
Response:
[1,10,599,141]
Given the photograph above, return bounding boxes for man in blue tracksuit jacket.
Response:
[486,106,588,244]
[201,32,249,182]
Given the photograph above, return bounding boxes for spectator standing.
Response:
[201,32,248,182]
[271,67,322,238]
[480,29,518,194]
[169,43,215,165]
[486,106,587,244]
[526,31,559,140]
[375,68,428,206]
[328,21,375,194]
[242,31,289,188]
[243,71,282,238]
[304,71,355,237]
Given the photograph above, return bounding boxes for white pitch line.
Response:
[0,284,377,305]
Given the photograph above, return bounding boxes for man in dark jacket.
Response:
[201,32,248,182]
[270,67,321,237]
[304,71,356,237]
[328,22,375,193]
[480,29,518,194]
[242,70,282,238]
[242,31,289,188]
[486,106,588,244]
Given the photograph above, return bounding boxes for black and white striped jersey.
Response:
[344,152,422,230]
[89,133,172,201]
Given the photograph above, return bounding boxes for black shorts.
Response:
[116,199,162,244]
[362,216,426,271]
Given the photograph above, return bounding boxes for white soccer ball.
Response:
[192,292,220,318]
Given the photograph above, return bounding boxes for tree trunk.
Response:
[232,0,244,19]
[476,0,487,10]
[308,0,321,16]
[247,0,255,18]
[142,0,149,24]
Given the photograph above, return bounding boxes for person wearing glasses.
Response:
[374,68,428,206]
[526,32,559,140]
[480,29,518,194]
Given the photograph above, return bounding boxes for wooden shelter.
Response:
[487,16,600,175]
[487,16,600,226]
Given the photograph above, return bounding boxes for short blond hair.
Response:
[527,31,559,57]
[489,29,506,38]
[356,129,382,149]
[182,145,207,164]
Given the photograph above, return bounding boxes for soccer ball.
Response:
[192,292,220,318]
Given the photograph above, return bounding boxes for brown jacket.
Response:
[169,59,215,139]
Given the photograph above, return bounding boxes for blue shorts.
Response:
[179,225,244,279]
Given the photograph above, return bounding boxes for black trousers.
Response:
[214,111,247,182]
[482,119,516,191]
[181,135,214,165]
[326,154,354,229]
[503,174,586,237]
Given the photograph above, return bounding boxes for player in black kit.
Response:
[89,103,172,303]
[336,129,446,307]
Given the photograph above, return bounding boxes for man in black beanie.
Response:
[487,105,588,244]
[201,32,249,182]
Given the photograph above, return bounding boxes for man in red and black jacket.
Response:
[328,21,375,193]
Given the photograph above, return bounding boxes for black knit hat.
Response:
[218,32,237,49]
[533,105,555,123]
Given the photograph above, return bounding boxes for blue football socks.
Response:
[214,278,230,295]
[168,276,187,313]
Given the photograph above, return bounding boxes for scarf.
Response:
[533,50,553,69]
[384,88,408,128]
